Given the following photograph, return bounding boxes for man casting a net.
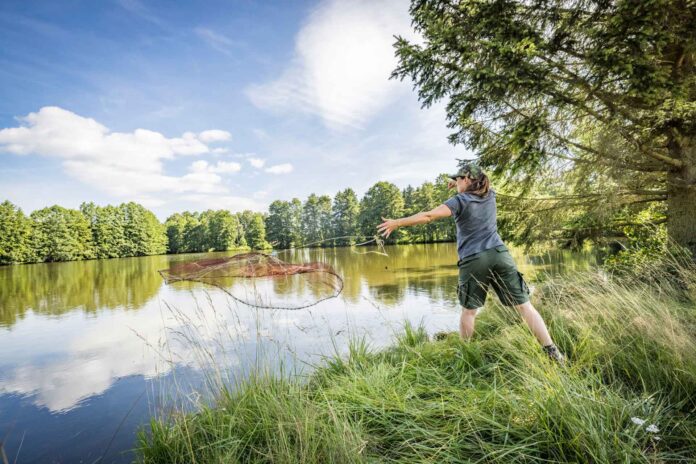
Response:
[377,161,565,363]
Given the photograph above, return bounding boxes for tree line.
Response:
[0,174,457,265]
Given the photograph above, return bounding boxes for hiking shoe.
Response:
[543,344,566,365]
[434,331,455,341]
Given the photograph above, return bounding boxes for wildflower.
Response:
[631,417,646,426]
[646,424,659,433]
[652,436,661,441]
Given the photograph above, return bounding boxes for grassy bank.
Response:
[137,258,696,463]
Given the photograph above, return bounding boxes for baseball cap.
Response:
[448,161,483,180]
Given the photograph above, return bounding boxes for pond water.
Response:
[0,243,597,463]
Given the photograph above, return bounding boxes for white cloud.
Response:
[211,161,242,173]
[212,147,229,154]
[198,129,231,143]
[190,159,242,174]
[248,157,265,168]
[265,163,293,174]
[0,106,234,198]
[246,0,418,130]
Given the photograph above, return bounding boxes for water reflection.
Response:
[0,287,246,412]
[0,255,167,327]
[0,244,597,329]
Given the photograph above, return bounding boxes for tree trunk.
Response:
[667,140,696,257]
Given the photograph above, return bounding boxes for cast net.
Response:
[159,252,344,310]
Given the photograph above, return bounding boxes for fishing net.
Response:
[159,252,344,310]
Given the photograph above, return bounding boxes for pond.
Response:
[0,243,597,463]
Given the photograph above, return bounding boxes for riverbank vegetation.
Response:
[0,175,460,265]
[137,255,696,463]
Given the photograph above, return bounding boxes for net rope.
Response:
[159,235,387,309]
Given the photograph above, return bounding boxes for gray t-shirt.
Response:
[444,189,504,261]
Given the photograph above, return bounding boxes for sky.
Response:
[0,0,465,219]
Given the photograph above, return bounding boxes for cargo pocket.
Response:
[457,279,470,307]
[518,272,530,296]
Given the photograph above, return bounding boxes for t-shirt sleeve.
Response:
[443,195,462,217]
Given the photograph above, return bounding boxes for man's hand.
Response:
[377,217,400,238]
[447,178,456,189]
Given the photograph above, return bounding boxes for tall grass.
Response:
[137,256,696,463]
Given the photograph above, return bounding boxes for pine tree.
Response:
[394,0,696,253]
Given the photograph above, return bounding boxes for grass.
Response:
[136,256,696,463]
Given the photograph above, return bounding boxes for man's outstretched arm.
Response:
[377,204,452,238]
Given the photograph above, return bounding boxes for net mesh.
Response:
[159,252,344,310]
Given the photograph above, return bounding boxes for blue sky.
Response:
[0,0,463,219]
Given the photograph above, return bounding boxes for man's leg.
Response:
[459,307,479,340]
[515,301,553,346]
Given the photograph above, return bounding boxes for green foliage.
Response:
[204,209,241,251]
[121,202,167,257]
[81,203,127,259]
[266,200,296,248]
[238,210,270,250]
[165,210,246,253]
[301,194,332,246]
[331,189,360,246]
[138,262,696,462]
[393,0,696,251]
[403,181,441,242]
[182,213,207,253]
[0,200,32,264]
[603,209,671,272]
[164,213,189,254]
[358,181,405,243]
[30,205,95,262]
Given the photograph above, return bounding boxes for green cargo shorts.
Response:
[457,245,530,309]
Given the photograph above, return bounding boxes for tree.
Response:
[266,200,295,249]
[289,198,303,247]
[80,202,127,259]
[238,211,270,250]
[0,200,32,264]
[30,206,95,262]
[358,181,405,243]
[204,210,241,251]
[411,182,440,242]
[165,213,187,253]
[301,194,332,246]
[120,202,167,256]
[332,188,360,246]
[394,0,696,254]
[182,212,207,253]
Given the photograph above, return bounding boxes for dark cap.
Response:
[448,160,483,180]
